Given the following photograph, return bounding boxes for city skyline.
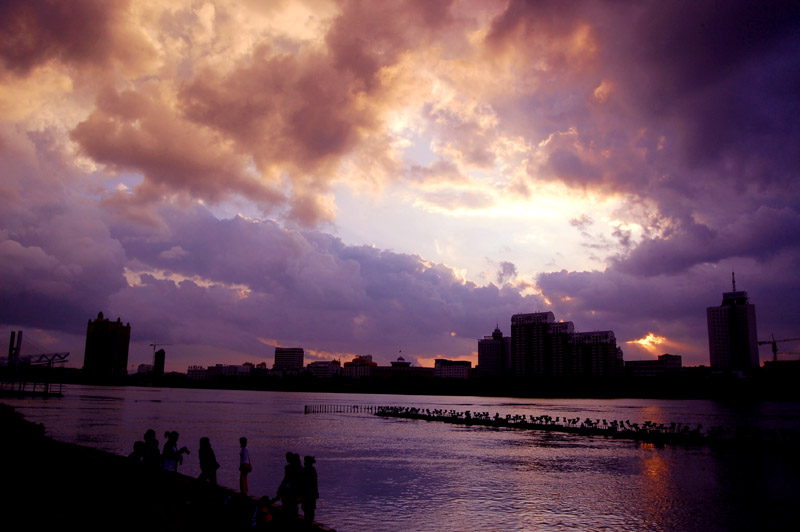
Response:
[2,1,800,372]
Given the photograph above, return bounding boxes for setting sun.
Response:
[627,333,667,353]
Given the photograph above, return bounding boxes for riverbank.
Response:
[0,403,334,531]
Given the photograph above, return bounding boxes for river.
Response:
[3,385,799,531]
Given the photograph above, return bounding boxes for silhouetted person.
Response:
[127,440,146,466]
[277,452,302,523]
[198,436,219,484]
[254,496,276,528]
[142,429,161,471]
[162,431,189,472]
[301,455,319,525]
[239,436,251,494]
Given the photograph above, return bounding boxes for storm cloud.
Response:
[2,1,799,369]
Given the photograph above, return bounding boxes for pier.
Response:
[0,380,63,397]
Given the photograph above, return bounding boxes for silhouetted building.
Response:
[511,312,556,377]
[433,359,471,379]
[273,347,304,371]
[478,326,511,377]
[625,353,682,377]
[511,311,622,378]
[391,356,411,369]
[206,363,251,378]
[707,274,759,371]
[153,348,165,379]
[187,365,207,380]
[762,359,800,374]
[137,364,154,374]
[343,355,377,378]
[373,357,435,379]
[571,331,623,377]
[83,312,130,379]
[307,360,342,378]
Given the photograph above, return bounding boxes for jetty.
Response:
[0,379,64,397]
[0,403,334,531]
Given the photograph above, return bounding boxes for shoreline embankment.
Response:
[0,403,334,531]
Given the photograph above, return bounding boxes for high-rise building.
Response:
[571,331,623,377]
[510,311,621,378]
[273,347,304,371]
[153,348,166,379]
[83,312,131,379]
[511,312,556,377]
[478,326,511,377]
[707,274,759,371]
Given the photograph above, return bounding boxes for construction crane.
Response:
[758,334,800,362]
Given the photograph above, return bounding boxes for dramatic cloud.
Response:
[2,1,799,370]
[72,85,285,210]
[0,127,128,327]
[112,206,538,353]
[0,0,155,77]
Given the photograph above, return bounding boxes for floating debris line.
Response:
[372,406,800,447]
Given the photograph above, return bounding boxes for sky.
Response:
[2,0,799,372]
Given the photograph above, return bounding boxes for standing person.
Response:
[198,437,219,484]
[162,431,190,472]
[239,436,252,495]
[301,456,319,525]
[127,440,145,466]
[277,452,302,522]
[142,429,161,471]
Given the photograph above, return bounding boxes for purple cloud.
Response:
[2,1,800,372]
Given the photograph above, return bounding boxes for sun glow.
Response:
[627,333,667,353]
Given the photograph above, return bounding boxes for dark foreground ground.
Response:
[0,403,334,531]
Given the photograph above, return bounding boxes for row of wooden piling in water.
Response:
[304,404,800,447]
[303,404,381,414]
[373,406,711,446]
[374,406,800,447]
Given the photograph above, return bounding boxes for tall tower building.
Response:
[707,273,759,371]
[511,312,555,377]
[83,312,131,379]
[478,325,511,377]
[153,349,166,379]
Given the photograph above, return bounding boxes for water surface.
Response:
[4,386,799,531]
